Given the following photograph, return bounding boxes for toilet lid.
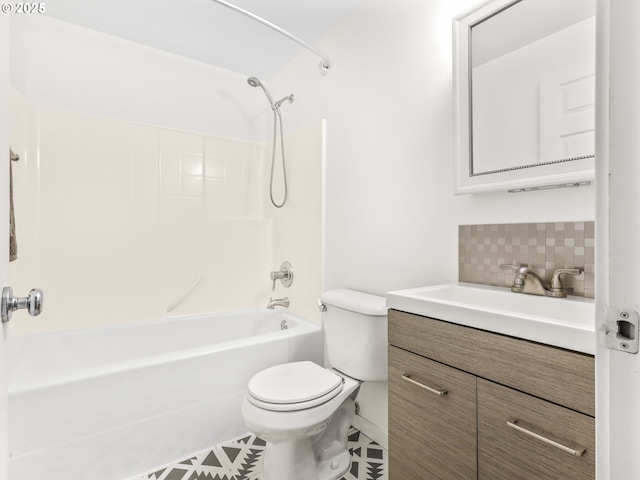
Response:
[248,361,343,406]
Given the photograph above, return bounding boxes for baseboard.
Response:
[353,414,389,451]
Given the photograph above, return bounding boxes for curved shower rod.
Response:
[211,0,331,74]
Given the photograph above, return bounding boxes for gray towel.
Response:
[9,148,18,262]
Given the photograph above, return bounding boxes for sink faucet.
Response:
[267,297,290,309]
[501,265,548,296]
[500,265,582,297]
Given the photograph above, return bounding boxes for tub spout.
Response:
[267,297,289,309]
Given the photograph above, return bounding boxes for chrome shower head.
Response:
[247,76,294,111]
[247,76,275,107]
[247,77,261,88]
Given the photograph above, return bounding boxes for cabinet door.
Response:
[389,346,477,479]
[477,379,595,480]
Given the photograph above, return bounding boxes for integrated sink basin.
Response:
[386,283,595,354]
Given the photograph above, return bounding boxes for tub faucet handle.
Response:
[1,286,43,323]
[270,261,293,291]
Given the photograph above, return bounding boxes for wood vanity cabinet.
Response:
[388,309,595,480]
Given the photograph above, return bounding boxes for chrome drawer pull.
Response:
[401,374,448,396]
[506,418,586,457]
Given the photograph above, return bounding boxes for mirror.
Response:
[453,0,596,194]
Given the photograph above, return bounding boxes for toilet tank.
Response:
[320,289,388,382]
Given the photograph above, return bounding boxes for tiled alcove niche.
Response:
[459,222,595,298]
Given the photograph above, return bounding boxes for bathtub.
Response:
[8,309,322,480]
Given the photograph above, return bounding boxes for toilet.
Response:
[242,289,387,480]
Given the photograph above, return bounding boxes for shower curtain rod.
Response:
[211,0,331,74]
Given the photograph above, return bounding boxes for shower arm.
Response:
[211,0,331,74]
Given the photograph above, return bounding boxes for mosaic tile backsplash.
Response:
[459,222,595,298]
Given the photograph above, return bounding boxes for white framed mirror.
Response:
[453,0,596,194]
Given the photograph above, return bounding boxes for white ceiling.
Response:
[43,0,366,78]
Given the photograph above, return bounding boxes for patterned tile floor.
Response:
[128,427,387,480]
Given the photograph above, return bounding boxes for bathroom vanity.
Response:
[387,286,595,479]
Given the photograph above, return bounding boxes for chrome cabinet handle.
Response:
[1,286,43,323]
[506,417,586,457]
[401,374,448,396]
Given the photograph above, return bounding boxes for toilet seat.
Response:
[247,361,344,412]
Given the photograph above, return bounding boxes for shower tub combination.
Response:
[8,309,322,480]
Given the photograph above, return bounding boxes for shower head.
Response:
[247,76,275,108]
[274,94,295,109]
[247,77,261,88]
[247,76,294,112]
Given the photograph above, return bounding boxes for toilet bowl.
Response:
[241,289,387,480]
[242,362,361,480]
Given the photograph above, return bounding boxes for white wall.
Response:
[270,0,596,445]
[273,0,595,296]
[9,15,266,142]
[9,93,274,335]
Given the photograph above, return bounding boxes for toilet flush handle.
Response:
[316,298,327,312]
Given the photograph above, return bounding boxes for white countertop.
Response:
[386,282,596,355]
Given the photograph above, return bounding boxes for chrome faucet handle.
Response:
[500,264,526,288]
[499,264,520,271]
[548,268,582,297]
[270,261,293,291]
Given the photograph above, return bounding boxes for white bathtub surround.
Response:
[9,16,326,334]
[10,95,268,335]
[264,120,325,324]
[10,89,326,335]
[8,310,322,480]
[127,427,387,480]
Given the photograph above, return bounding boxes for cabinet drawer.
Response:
[477,378,595,480]
[388,309,595,416]
[389,345,477,479]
